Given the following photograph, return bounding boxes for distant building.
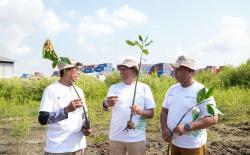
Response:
[0,56,14,78]
[205,66,218,74]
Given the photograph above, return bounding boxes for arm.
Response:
[131,105,154,119]
[189,115,218,130]
[102,96,119,111]
[160,107,172,142]
[38,108,68,125]
[174,115,218,136]
[102,100,110,111]
[137,108,154,119]
[38,99,83,125]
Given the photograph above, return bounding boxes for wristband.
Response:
[102,100,109,108]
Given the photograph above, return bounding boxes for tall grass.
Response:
[0,59,250,138]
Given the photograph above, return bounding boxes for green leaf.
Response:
[139,35,143,41]
[52,60,58,68]
[145,40,153,46]
[60,57,71,64]
[205,87,214,99]
[142,49,149,55]
[134,41,143,49]
[192,107,200,121]
[196,87,206,103]
[42,39,58,62]
[126,40,136,46]
[207,104,215,116]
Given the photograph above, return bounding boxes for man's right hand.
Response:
[162,127,172,143]
[64,99,83,113]
[105,96,119,107]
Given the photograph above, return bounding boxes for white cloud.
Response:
[197,16,250,53]
[41,10,70,35]
[78,17,114,35]
[76,4,147,39]
[113,4,147,24]
[0,0,69,56]
[0,25,32,55]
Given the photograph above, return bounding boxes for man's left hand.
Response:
[173,124,186,136]
[131,104,143,115]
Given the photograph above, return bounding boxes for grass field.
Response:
[0,65,249,154]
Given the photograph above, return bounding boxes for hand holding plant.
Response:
[124,35,153,130]
[42,39,91,135]
[166,87,223,154]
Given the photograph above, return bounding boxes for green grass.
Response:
[0,71,249,139]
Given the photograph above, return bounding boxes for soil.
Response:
[0,120,249,155]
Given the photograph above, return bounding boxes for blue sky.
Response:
[0,0,250,76]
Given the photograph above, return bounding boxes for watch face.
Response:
[184,123,191,131]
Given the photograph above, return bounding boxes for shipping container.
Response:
[94,67,104,72]
[84,68,94,73]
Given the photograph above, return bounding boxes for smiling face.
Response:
[117,65,137,84]
[173,66,194,85]
[66,66,81,83]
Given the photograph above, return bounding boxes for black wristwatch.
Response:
[102,100,109,109]
[184,123,192,131]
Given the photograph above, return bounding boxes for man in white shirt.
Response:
[39,58,91,155]
[160,55,218,155]
[103,58,156,155]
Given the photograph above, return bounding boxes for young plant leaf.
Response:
[126,40,136,46]
[134,41,143,49]
[143,49,149,55]
[139,35,143,41]
[207,104,224,115]
[196,87,206,103]
[52,61,58,69]
[145,40,153,46]
[206,104,216,116]
[42,39,59,68]
[205,87,214,99]
[60,57,71,64]
[192,107,200,121]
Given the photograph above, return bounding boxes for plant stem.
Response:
[166,100,206,155]
[129,44,144,122]
[65,69,89,124]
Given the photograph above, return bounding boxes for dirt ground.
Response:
[0,120,249,155]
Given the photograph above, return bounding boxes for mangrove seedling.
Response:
[166,87,223,155]
[124,35,153,130]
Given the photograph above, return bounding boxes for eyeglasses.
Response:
[118,66,130,71]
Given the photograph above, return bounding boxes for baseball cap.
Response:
[117,58,139,71]
[172,55,195,70]
[57,58,82,71]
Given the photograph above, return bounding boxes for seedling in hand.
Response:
[124,35,153,131]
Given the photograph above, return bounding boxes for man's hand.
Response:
[162,127,172,143]
[105,96,119,107]
[82,127,91,136]
[64,99,83,113]
[131,104,143,115]
[173,124,187,136]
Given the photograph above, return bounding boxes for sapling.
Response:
[42,39,90,135]
[166,87,223,155]
[124,35,153,130]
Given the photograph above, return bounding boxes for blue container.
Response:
[94,67,104,72]
[98,63,108,68]
[84,68,94,73]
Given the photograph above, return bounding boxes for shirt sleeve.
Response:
[47,108,68,124]
[39,87,54,112]
[144,85,156,109]
[162,89,170,109]
[106,85,114,97]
